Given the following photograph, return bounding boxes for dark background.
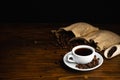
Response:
[0,1,119,24]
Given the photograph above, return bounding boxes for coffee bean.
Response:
[76,55,99,69]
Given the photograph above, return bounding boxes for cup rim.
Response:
[72,45,95,56]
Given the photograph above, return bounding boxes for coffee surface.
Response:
[75,48,92,56]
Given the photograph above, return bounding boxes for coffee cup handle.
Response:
[67,55,76,63]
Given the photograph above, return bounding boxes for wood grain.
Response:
[0,23,120,80]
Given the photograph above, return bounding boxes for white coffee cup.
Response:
[67,45,95,64]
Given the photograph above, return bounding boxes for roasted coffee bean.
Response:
[76,55,99,69]
[76,64,88,69]
[86,63,93,68]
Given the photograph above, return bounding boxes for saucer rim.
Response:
[63,51,104,71]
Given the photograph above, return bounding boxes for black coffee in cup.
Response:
[69,45,95,64]
[75,48,92,56]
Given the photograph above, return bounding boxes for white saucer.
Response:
[63,51,104,71]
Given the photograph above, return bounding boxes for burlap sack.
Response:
[52,22,120,52]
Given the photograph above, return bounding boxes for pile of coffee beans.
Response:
[76,55,99,69]
[107,46,117,58]
[51,29,75,48]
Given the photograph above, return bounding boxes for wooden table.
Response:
[0,23,120,80]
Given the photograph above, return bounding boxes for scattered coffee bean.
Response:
[54,61,58,64]
[39,76,42,77]
[53,51,57,54]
